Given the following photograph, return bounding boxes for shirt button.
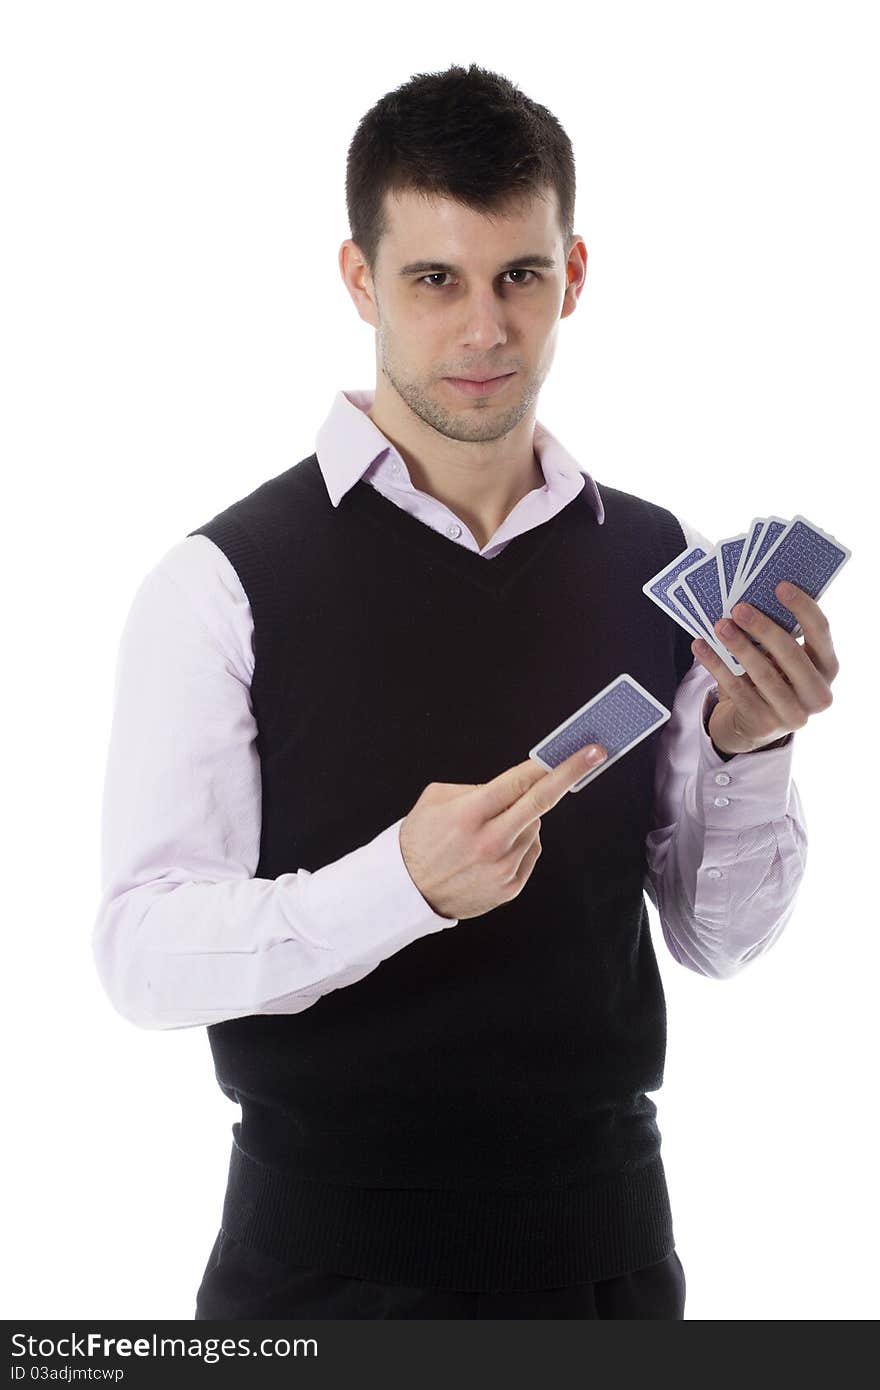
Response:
[714,772,731,785]
[446,523,462,539]
[706,868,723,879]
[713,796,730,807]
[390,459,400,473]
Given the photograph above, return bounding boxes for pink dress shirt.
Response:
[92,388,807,1028]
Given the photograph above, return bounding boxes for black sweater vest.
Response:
[187,454,695,1291]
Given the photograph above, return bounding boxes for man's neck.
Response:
[367,396,545,550]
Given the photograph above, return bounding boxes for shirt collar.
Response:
[314,387,605,525]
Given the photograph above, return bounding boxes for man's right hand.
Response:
[398,743,608,920]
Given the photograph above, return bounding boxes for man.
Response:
[92,64,837,1320]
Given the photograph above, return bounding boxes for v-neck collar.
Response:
[341,472,593,600]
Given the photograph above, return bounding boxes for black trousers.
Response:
[194,1228,686,1319]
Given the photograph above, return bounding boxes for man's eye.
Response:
[419,270,538,289]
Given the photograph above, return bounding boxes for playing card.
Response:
[731,514,851,639]
[716,533,747,608]
[725,517,766,609]
[529,673,671,794]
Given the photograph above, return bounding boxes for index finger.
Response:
[775,580,838,675]
[474,744,606,835]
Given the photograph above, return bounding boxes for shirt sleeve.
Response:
[91,535,456,1032]
[643,516,809,979]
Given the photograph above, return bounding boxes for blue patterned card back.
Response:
[736,516,851,634]
[530,675,670,793]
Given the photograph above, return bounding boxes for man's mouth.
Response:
[444,373,516,397]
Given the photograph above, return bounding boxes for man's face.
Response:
[360,187,581,444]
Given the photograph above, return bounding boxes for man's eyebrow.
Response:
[397,253,557,277]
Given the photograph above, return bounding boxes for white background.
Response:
[3,0,876,1321]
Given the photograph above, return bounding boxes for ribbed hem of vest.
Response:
[218,1126,675,1293]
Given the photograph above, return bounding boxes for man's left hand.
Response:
[692,582,840,756]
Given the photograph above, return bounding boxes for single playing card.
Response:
[716,533,747,607]
[726,517,766,612]
[732,514,851,639]
[529,673,671,794]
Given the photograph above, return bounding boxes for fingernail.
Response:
[584,745,606,764]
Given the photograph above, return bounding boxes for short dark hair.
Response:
[344,63,576,278]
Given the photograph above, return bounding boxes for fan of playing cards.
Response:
[528,514,850,793]
[641,513,851,677]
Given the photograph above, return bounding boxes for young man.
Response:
[93,64,837,1320]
